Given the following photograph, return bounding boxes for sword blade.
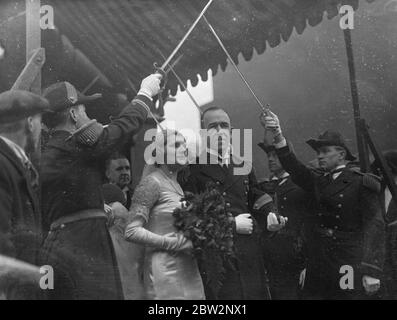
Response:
[160,0,215,71]
[159,51,201,112]
[203,15,267,113]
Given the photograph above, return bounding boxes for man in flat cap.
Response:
[40,74,161,300]
[0,90,50,299]
[261,110,385,299]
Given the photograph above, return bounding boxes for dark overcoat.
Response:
[0,139,42,299]
[40,95,151,300]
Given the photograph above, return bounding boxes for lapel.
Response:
[223,161,244,192]
[276,177,296,196]
[0,139,38,212]
[198,152,244,191]
[387,195,397,217]
[321,169,352,196]
[199,163,227,185]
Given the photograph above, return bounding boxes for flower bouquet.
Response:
[173,182,235,297]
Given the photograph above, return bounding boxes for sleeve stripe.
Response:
[132,99,150,117]
[361,262,383,272]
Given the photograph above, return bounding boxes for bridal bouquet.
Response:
[173,182,235,297]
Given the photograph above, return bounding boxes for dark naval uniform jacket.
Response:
[0,138,42,299]
[40,94,152,300]
[276,143,385,299]
[382,186,397,299]
[259,174,308,299]
[179,152,272,300]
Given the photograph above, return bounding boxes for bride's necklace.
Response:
[159,167,184,197]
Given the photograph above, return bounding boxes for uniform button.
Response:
[226,203,231,208]
[320,224,324,228]
[216,181,221,185]
[318,213,323,217]
[283,197,287,201]
[337,204,342,208]
[336,215,340,219]
[281,206,284,209]
[333,236,337,240]
[60,224,66,229]
[244,180,249,185]
[222,192,227,196]
[339,194,344,198]
[246,202,249,206]
[334,226,339,230]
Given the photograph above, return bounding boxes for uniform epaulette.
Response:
[68,119,104,147]
[350,167,382,193]
[253,193,273,210]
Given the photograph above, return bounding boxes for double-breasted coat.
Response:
[179,153,272,300]
[276,144,385,299]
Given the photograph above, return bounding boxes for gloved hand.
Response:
[267,212,288,232]
[138,73,162,98]
[260,109,284,143]
[299,268,306,289]
[235,213,253,235]
[111,201,129,221]
[164,232,193,252]
[362,275,381,295]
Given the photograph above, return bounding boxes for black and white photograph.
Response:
[0,0,397,309]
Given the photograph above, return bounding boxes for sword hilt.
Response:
[153,62,168,91]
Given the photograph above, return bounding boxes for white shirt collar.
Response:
[332,165,346,180]
[0,136,30,166]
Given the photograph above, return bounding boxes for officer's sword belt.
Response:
[50,209,107,231]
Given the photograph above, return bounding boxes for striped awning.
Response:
[42,0,373,95]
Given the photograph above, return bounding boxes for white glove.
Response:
[299,268,306,289]
[267,212,288,232]
[138,73,162,98]
[165,232,193,252]
[362,275,381,295]
[235,213,253,235]
[111,202,129,220]
[260,109,283,137]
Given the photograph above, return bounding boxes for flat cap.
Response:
[0,90,50,125]
[43,81,102,112]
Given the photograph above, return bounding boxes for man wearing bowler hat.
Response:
[0,90,50,299]
[261,110,385,299]
[40,74,161,300]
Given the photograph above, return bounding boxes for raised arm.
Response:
[124,174,192,252]
[260,110,316,193]
[78,74,162,158]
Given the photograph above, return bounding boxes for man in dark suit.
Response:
[261,109,385,299]
[372,150,397,299]
[179,106,286,300]
[0,90,50,299]
[40,74,161,300]
[105,152,134,209]
[258,141,308,299]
